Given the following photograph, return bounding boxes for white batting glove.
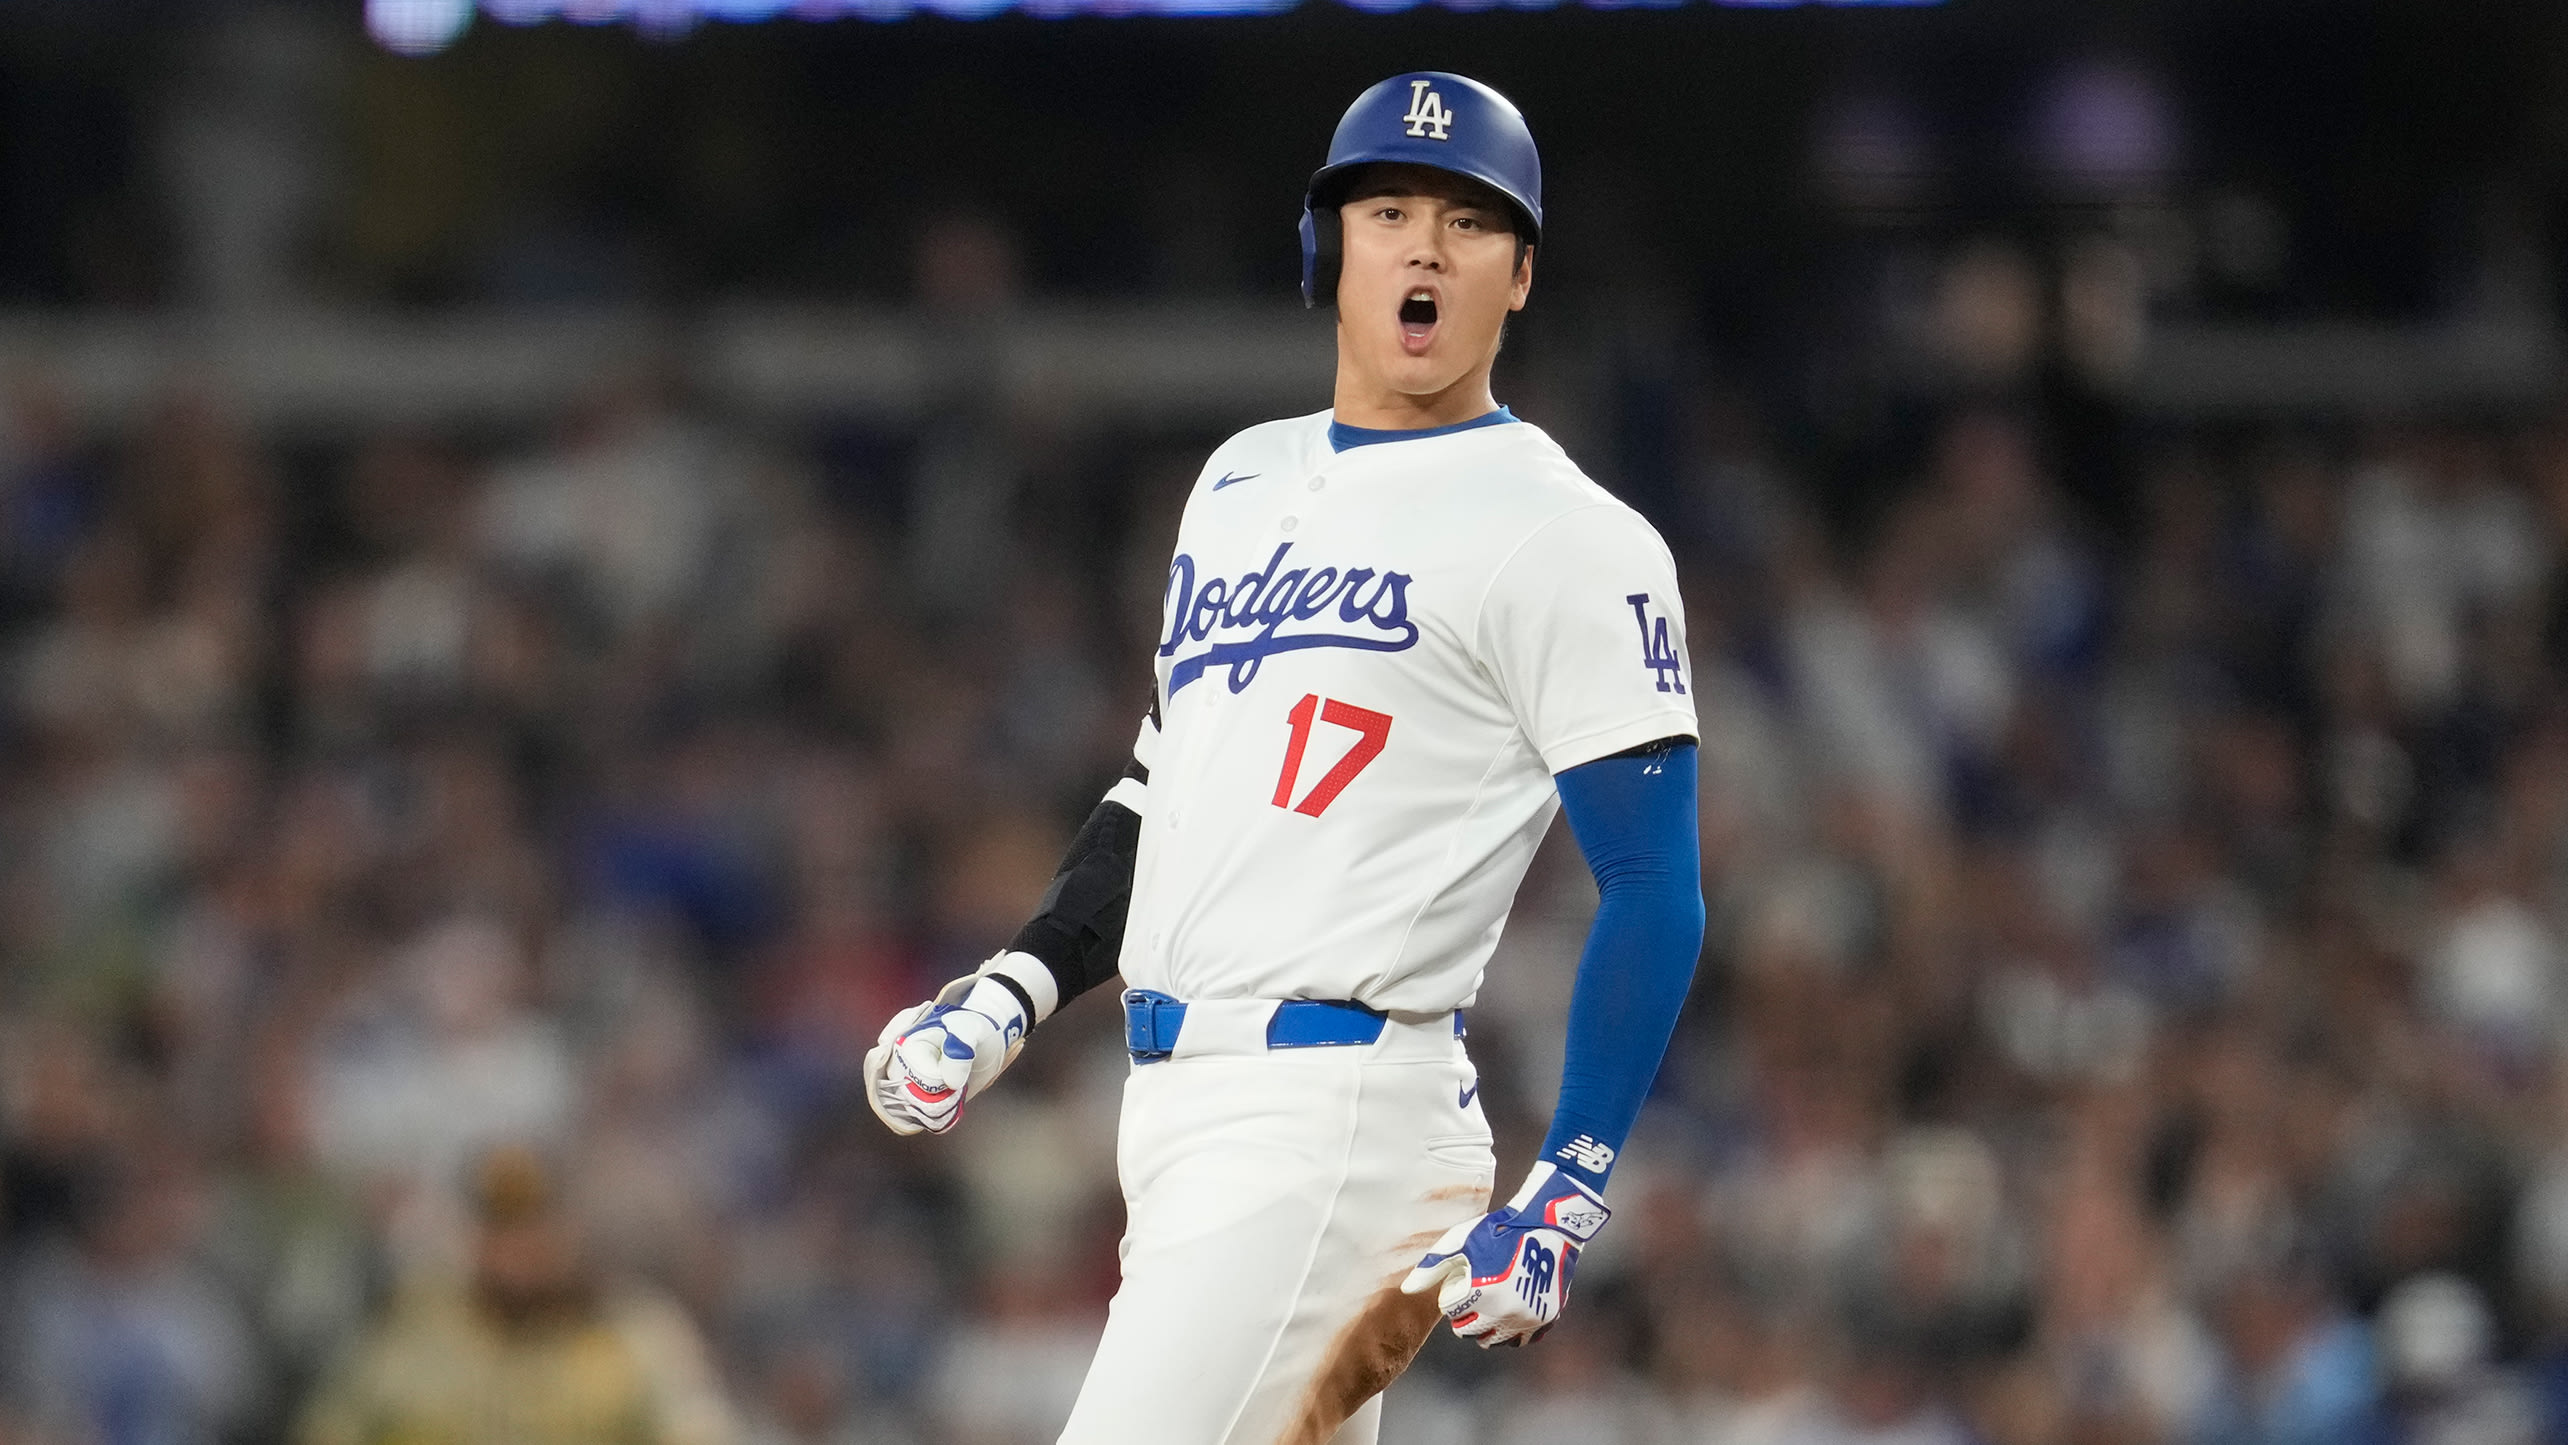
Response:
[1401,1162,1610,1347]
[863,954,1044,1136]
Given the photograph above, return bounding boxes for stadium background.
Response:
[9,1,2568,1442]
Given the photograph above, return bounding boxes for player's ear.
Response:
[1509,243,1534,312]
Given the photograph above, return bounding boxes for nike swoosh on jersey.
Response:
[1459,1081,1480,1109]
[1211,471,1259,490]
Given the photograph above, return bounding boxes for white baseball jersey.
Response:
[1117,408,1697,1014]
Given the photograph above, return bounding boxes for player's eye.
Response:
[1373,205,1404,223]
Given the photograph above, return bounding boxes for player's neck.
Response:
[1330,360,1500,432]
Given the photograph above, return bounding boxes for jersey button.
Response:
[1280,516,1298,532]
[1308,476,1326,492]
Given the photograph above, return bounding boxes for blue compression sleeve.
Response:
[1537,741,1706,1194]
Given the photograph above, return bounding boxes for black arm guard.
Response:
[1008,778,1141,1015]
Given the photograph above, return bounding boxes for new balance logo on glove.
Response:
[1400,1162,1610,1348]
[1513,1239,1557,1307]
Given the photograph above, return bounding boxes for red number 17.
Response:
[1271,694,1392,817]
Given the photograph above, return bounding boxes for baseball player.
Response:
[866,72,1706,1445]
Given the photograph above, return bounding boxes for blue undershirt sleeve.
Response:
[1536,740,1706,1195]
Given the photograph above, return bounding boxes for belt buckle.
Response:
[1123,989,1178,1061]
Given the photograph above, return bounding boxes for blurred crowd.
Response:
[5,350,2568,1445]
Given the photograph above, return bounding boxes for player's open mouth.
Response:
[1399,289,1439,352]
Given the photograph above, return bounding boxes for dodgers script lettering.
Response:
[1159,544,1419,696]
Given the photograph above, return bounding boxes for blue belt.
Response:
[1122,989,1463,1063]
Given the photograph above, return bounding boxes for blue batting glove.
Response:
[1401,1162,1610,1347]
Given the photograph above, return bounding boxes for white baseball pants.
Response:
[1056,1002,1495,1445]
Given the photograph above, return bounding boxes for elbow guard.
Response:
[1008,769,1143,1013]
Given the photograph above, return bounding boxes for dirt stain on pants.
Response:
[1273,1183,1491,1445]
[1272,1281,1443,1445]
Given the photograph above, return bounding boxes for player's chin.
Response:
[1379,354,1471,398]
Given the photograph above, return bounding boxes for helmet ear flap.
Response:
[1300,205,1342,310]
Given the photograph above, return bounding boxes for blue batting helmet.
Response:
[1300,72,1543,309]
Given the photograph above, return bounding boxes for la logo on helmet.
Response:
[1401,80,1454,141]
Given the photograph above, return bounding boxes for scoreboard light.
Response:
[372,0,1941,50]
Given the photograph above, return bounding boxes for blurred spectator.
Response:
[200,1053,381,1436]
[307,913,575,1216]
[4,1143,261,1445]
[2188,1247,2388,1445]
[476,376,764,646]
[2374,1272,2542,1445]
[0,376,101,621]
[298,1146,736,1445]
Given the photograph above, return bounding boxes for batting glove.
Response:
[1401,1162,1610,1347]
[863,955,1038,1136]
